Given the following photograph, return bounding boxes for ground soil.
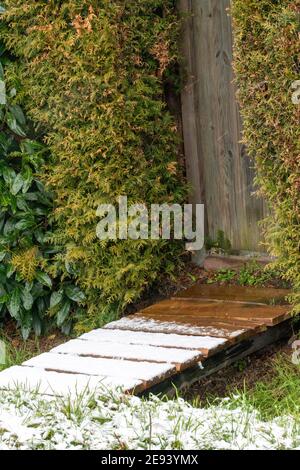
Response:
[182,341,294,404]
[1,320,68,355]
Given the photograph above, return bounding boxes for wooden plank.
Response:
[51,339,203,372]
[0,366,143,395]
[140,301,291,326]
[178,0,206,265]
[80,329,228,356]
[173,284,290,305]
[132,313,264,332]
[144,319,294,397]
[104,316,250,340]
[23,353,177,389]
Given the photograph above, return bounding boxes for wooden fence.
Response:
[179,0,267,254]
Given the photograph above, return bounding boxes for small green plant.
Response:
[208,261,286,288]
[207,268,236,284]
[238,262,285,287]
[234,358,249,373]
[205,230,232,254]
[233,355,300,421]
[0,334,37,371]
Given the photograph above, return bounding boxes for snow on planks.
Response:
[104,315,251,339]
[51,339,203,371]
[0,366,143,396]
[81,329,227,356]
[0,284,291,397]
[23,353,177,389]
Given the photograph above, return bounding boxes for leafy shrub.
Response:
[0,55,84,338]
[0,1,186,330]
[232,1,300,310]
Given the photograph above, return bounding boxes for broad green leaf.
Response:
[0,251,6,261]
[21,166,33,193]
[8,288,21,319]
[21,325,31,341]
[0,62,4,80]
[32,313,42,336]
[20,139,44,155]
[9,104,26,126]
[11,173,24,195]
[6,111,27,137]
[9,88,16,98]
[15,218,35,230]
[16,196,29,212]
[0,79,6,105]
[3,219,14,235]
[50,291,63,309]
[56,299,71,327]
[6,264,15,279]
[22,289,34,311]
[35,271,52,289]
[64,285,86,303]
[61,320,72,336]
[2,166,16,185]
[24,192,38,201]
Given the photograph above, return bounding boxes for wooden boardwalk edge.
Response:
[0,285,294,397]
[142,319,295,397]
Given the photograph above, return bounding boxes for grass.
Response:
[233,355,300,420]
[0,323,299,449]
[208,261,288,288]
[0,377,299,449]
[0,334,40,372]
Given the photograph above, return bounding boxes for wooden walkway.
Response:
[0,285,292,397]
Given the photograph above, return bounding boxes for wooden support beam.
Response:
[142,319,296,397]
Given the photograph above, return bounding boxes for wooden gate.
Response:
[179,0,267,254]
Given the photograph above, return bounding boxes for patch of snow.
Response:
[0,387,299,450]
[23,353,176,383]
[81,328,227,351]
[51,339,202,365]
[104,317,244,339]
[0,366,142,396]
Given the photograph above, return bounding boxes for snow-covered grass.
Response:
[0,383,300,450]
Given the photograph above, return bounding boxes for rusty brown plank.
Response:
[104,314,259,341]
[133,313,264,332]
[140,301,291,326]
[173,284,290,305]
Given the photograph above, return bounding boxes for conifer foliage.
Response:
[0,1,186,330]
[232,0,300,311]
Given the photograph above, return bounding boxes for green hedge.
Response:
[0,55,85,338]
[0,1,186,330]
[232,0,300,310]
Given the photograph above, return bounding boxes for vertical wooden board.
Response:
[180,0,267,251]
